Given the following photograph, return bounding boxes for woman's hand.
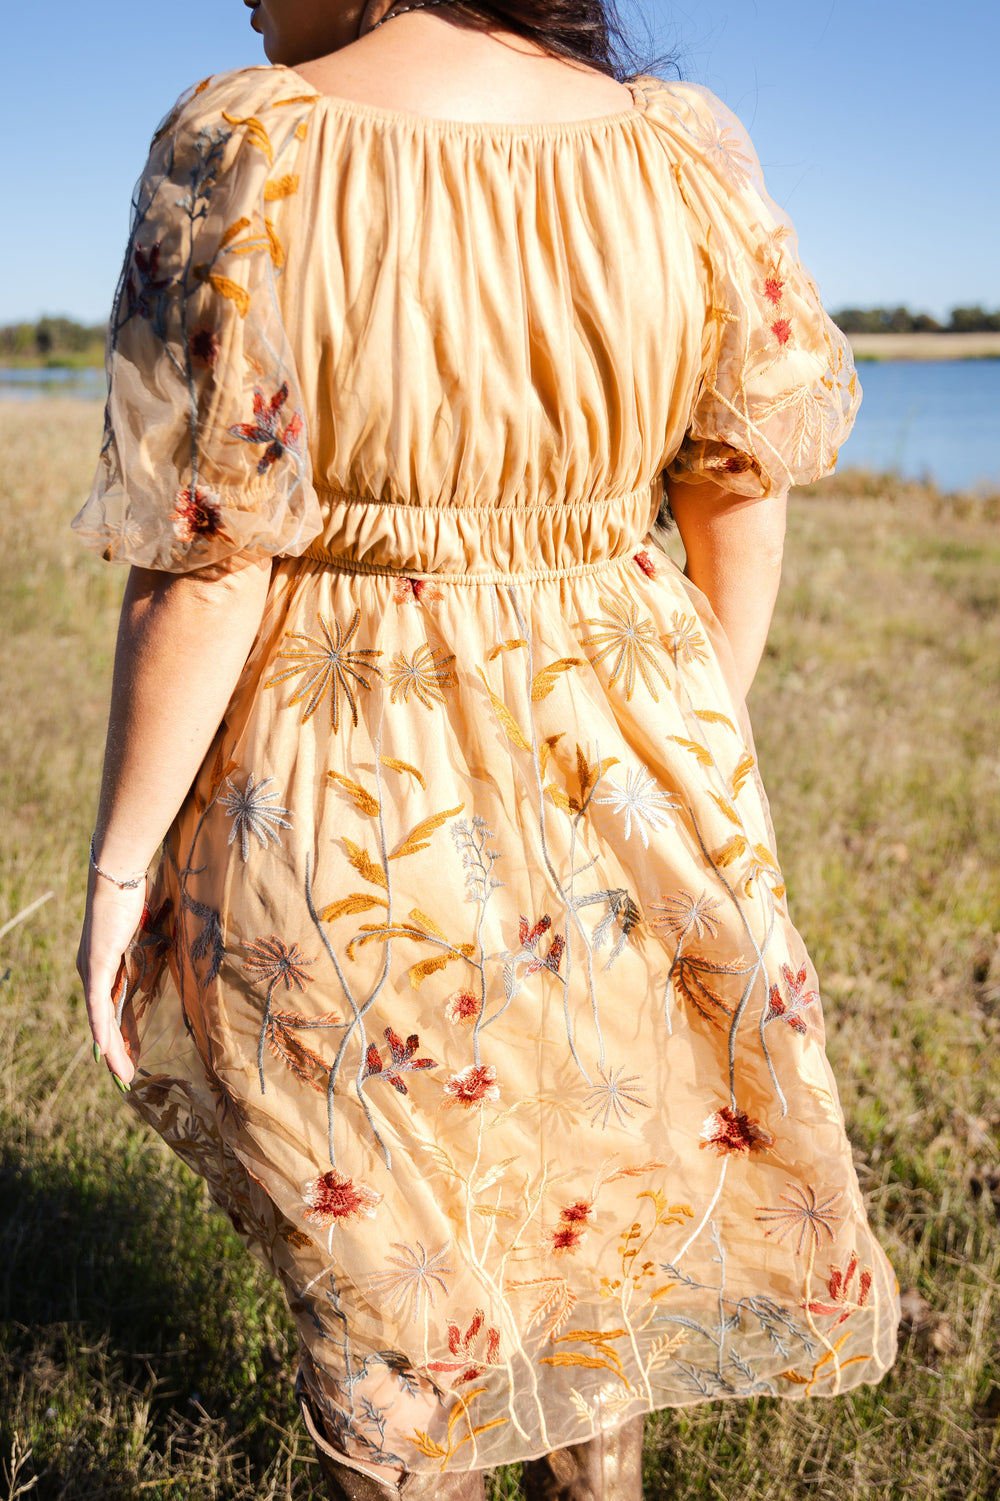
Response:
[77,870,146,1085]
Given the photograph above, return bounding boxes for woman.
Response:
[74,0,900,1496]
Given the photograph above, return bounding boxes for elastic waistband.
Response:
[298,482,661,582]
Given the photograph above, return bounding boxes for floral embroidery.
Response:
[442,1063,500,1109]
[369,1242,453,1321]
[228,381,304,473]
[265,609,383,729]
[594,769,679,848]
[364,1028,437,1095]
[172,487,226,542]
[188,325,220,368]
[583,1067,650,1129]
[577,599,672,700]
[756,1184,842,1253]
[764,962,820,1033]
[633,549,657,578]
[700,1106,775,1156]
[387,644,457,708]
[126,241,172,320]
[304,1170,383,1225]
[443,989,481,1025]
[651,890,722,941]
[219,771,292,861]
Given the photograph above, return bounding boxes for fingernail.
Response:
[113,1073,131,1095]
[93,1042,101,1063]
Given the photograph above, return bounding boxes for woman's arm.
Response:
[78,559,271,1084]
[666,477,787,701]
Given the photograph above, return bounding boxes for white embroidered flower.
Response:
[594,770,679,848]
[220,772,292,861]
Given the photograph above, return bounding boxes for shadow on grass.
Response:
[0,1121,314,1499]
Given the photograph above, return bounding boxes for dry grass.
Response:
[1,402,999,1498]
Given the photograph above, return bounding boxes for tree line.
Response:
[2,306,1000,365]
[832,305,1000,335]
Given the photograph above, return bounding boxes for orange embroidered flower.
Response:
[304,1170,383,1225]
[763,273,785,306]
[633,549,656,579]
[700,1105,774,1156]
[443,1063,500,1108]
[559,1200,593,1224]
[551,1225,585,1254]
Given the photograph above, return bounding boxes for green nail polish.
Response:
[113,1073,130,1095]
[93,1042,101,1063]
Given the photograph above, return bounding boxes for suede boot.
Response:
[520,1416,645,1501]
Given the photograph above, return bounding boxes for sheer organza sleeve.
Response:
[643,80,859,498]
[72,69,323,572]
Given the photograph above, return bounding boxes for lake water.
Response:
[3,357,999,494]
[842,358,1000,493]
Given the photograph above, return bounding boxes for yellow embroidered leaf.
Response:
[538,732,564,780]
[409,908,446,940]
[539,1354,631,1388]
[545,783,575,814]
[263,217,284,268]
[222,111,273,163]
[408,954,458,989]
[320,893,388,922]
[668,735,714,768]
[342,838,387,889]
[219,215,251,250]
[410,1431,448,1461]
[475,667,531,751]
[274,93,323,107]
[472,1203,518,1219]
[551,1328,627,1344]
[531,657,586,702]
[577,748,620,802]
[604,1158,670,1183]
[200,273,251,317]
[327,771,380,817]
[378,755,427,790]
[771,882,787,900]
[193,77,212,97]
[346,922,426,960]
[809,1333,852,1376]
[694,709,737,732]
[752,843,780,871]
[714,835,749,867]
[730,751,756,796]
[390,804,464,861]
[778,1369,810,1385]
[264,173,300,200]
[295,121,309,140]
[487,637,529,660]
[648,1284,676,1302]
[709,792,742,826]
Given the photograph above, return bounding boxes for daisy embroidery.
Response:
[219,772,292,861]
[594,769,679,848]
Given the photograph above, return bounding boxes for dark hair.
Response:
[439,0,671,82]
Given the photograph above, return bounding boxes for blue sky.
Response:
[2,0,996,324]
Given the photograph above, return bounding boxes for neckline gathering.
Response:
[274,63,651,137]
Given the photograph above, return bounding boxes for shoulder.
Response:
[148,65,321,156]
[631,76,762,191]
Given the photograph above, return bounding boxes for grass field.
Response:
[1,401,999,1500]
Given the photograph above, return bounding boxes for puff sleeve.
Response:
[72,69,323,571]
[648,81,860,497]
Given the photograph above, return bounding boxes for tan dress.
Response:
[74,65,899,1475]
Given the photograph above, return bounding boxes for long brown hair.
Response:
[438,0,671,82]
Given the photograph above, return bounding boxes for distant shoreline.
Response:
[848,331,1000,361]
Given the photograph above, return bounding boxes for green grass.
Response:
[2,403,999,1498]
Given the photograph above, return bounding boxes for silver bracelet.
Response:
[89,835,148,891]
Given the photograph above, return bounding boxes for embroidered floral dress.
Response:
[74,65,899,1476]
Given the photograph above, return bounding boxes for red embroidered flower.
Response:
[392,577,443,604]
[633,550,657,579]
[764,963,819,1034]
[551,1225,585,1255]
[173,487,226,542]
[188,325,220,369]
[517,914,565,977]
[228,382,304,473]
[700,1105,774,1157]
[363,1027,437,1095]
[444,989,481,1025]
[427,1309,502,1381]
[443,1063,500,1109]
[805,1252,874,1326]
[763,273,785,306]
[303,1170,382,1225]
[559,1200,593,1224]
[771,317,792,347]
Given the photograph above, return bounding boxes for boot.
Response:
[520,1416,645,1501]
[298,1371,487,1501]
